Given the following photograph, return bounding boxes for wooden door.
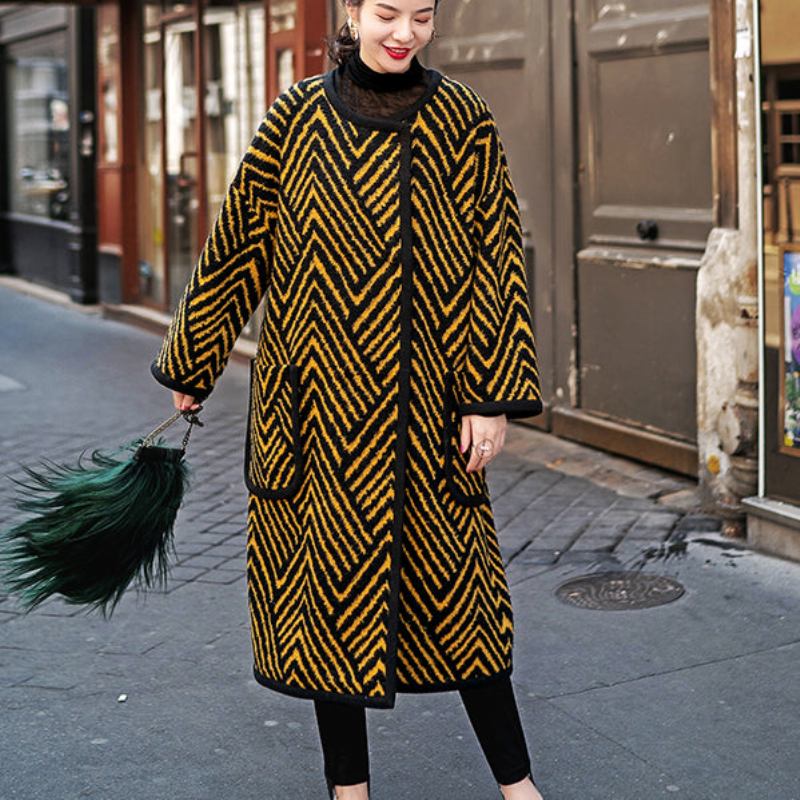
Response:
[563,0,713,467]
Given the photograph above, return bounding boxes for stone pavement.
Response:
[1,284,799,800]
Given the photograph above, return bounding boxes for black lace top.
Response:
[334,48,429,119]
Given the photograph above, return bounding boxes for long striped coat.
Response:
[150,65,542,708]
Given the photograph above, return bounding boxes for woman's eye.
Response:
[377,15,432,23]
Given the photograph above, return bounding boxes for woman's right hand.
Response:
[172,391,201,412]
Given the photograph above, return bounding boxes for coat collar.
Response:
[323,64,444,131]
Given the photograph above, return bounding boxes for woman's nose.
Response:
[392,22,415,44]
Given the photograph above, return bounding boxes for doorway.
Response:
[137,1,267,313]
[560,0,714,473]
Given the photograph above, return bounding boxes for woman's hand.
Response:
[460,413,507,472]
[172,391,201,412]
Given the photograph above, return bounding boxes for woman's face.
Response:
[347,0,435,73]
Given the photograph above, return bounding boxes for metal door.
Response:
[565,0,713,467]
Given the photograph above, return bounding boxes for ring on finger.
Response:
[471,439,494,460]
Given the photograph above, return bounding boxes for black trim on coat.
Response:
[253,664,396,708]
[459,398,545,420]
[243,359,304,500]
[382,119,414,708]
[252,661,514,707]
[150,359,211,403]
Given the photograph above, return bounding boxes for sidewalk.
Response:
[1,285,799,800]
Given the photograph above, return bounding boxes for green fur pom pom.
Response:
[0,436,191,618]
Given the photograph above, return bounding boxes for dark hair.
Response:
[325,0,441,67]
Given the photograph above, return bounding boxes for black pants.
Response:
[313,673,532,787]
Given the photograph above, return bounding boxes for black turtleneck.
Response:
[335,46,430,120]
[346,47,426,92]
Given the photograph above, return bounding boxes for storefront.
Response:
[92,0,325,341]
[8,0,795,542]
[0,1,325,313]
[0,5,96,302]
[744,0,800,559]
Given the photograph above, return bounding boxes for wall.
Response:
[695,0,759,525]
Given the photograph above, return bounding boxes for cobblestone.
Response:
[8,284,789,800]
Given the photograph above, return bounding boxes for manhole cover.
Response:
[555,571,685,610]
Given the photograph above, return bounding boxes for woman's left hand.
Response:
[460,414,507,472]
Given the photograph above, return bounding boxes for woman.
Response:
[150,1,544,798]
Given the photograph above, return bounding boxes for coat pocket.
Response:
[442,370,489,507]
[244,358,303,499]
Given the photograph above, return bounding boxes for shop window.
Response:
[203,2,263,228]
[268,0,297,98]
[4,29,70,221]
[270,0,296,32]
[774,78,800,167]
[763,69,800,243]
[760,0,800,484]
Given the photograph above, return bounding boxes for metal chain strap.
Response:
[139,405,205,454]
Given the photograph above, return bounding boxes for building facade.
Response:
[0,5,96,302]
[0,0,796,557]
[743,0,800,559]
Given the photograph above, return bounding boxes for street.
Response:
[1,284,799,800]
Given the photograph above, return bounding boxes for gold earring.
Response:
[348,18,359,40]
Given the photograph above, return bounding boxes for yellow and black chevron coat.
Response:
[150,66,542,708]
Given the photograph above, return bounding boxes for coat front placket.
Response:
[384,116,414,707]
[311,107,417,708]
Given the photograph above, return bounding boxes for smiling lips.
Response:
[384,45,411,59]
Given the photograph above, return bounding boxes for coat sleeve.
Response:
[149,100,285,403]
[457,106,543,420]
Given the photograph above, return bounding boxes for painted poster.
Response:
[783,249,800,449]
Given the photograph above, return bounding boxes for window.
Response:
[5,30,70,220]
